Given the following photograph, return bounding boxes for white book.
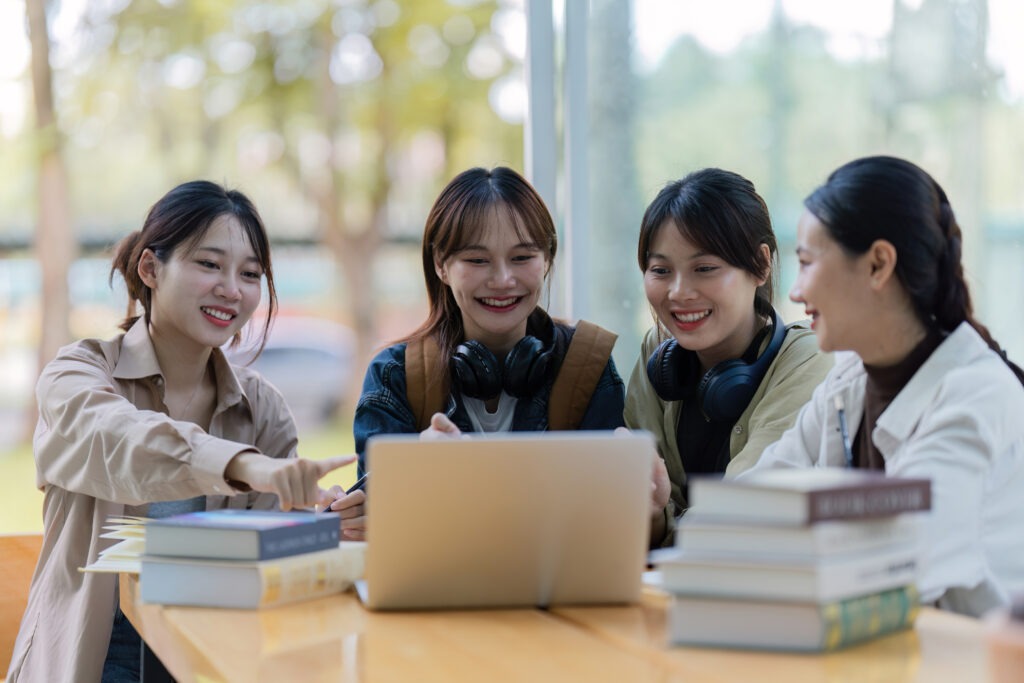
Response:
[140,543,365,609]
[677,513,923,559]
[655,544,919,603]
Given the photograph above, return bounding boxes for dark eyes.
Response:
[196,260,262,279]
[646,265,718,275]
[462,253,538,264]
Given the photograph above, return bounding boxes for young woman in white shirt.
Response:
[750,156,1024,617]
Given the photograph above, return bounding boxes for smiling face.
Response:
[643,221,767,369]
[790,209,876,354]
[140,213,263,354]
[435,207,548,355]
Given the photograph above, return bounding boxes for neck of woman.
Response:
[858,309,930,368]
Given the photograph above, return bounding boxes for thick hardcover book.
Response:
[689,469,931,525]
[654,543,918,603]
[668,585,920,651]
[140,543,365,609]
[145,509,340,561]
[676,514,922,558]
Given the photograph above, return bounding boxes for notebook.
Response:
[359,430,655,610]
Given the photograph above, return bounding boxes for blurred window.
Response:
[550,0,1024,372]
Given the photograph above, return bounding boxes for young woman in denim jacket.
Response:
[749,156,1024,617]
[352,167,625,482]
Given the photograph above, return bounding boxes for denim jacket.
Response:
[354,319,626,476]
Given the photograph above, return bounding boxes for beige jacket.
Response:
[6,320,298,683]
[625,321,832,546]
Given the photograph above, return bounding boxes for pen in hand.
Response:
[833,395,854,468]
[321,473,368,513]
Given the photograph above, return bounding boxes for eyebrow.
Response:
[457,242,541,252]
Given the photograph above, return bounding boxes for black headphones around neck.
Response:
[645,308,787,422]
[451,335,556,400]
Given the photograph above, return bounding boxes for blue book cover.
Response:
[145,509,340,560]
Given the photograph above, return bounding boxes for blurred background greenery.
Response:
[4,0,1024,532]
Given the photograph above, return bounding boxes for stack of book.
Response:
[140,509,365,609]
[654,468,931,652]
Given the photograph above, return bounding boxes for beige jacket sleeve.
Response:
[240,372,301,510]
[725,322,834,476]
[624,328,686,546]
[35,340,264,505]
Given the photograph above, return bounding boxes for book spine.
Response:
[821,585,920,651]
[806,482,931,522]
[259,518,340,559]
[258,548,361,607]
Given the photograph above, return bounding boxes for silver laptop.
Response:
[360,430,655,610]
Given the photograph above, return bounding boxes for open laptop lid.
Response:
[362,430,655,611]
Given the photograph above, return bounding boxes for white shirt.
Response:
[463,391,517,433]
[746,323,1024,617]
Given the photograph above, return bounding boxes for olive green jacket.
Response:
[625,321,833,547]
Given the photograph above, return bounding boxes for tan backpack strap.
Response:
[547,320,618,430]
[405,337,447,431]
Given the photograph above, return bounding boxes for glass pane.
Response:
[583,0,1024,373]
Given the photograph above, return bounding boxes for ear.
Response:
[755,243,772,286]
[138,249,161,289]
[434,258,448,285]
[866,239,898,290]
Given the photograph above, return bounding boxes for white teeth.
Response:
[481,297,517,307]
[674,310,710,323]
[202,307,233,321]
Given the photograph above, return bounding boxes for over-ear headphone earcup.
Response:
[697,360,758,423]
[697,308,789,422]
[451,341,503,400]
[503,335,553,397]
[646,339,688,402]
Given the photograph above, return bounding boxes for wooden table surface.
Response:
[120,575,992,683]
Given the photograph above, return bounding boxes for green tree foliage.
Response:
[58,0,524,390]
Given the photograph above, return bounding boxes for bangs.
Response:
[444,201,548,258]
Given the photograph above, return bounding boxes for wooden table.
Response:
[120,575,991,682]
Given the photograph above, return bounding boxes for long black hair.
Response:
[804,155,1024,384]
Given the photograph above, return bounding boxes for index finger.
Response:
[315,454,358,477]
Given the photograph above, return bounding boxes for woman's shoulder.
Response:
[637,325,666,356]
[370,342,408,365]
[359,342,411,395]
[773,320,832,371]
[43,334,125,378]
[933,326,1024,405]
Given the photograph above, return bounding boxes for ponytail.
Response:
[933,190,1024,385]
[109,230,148,332]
